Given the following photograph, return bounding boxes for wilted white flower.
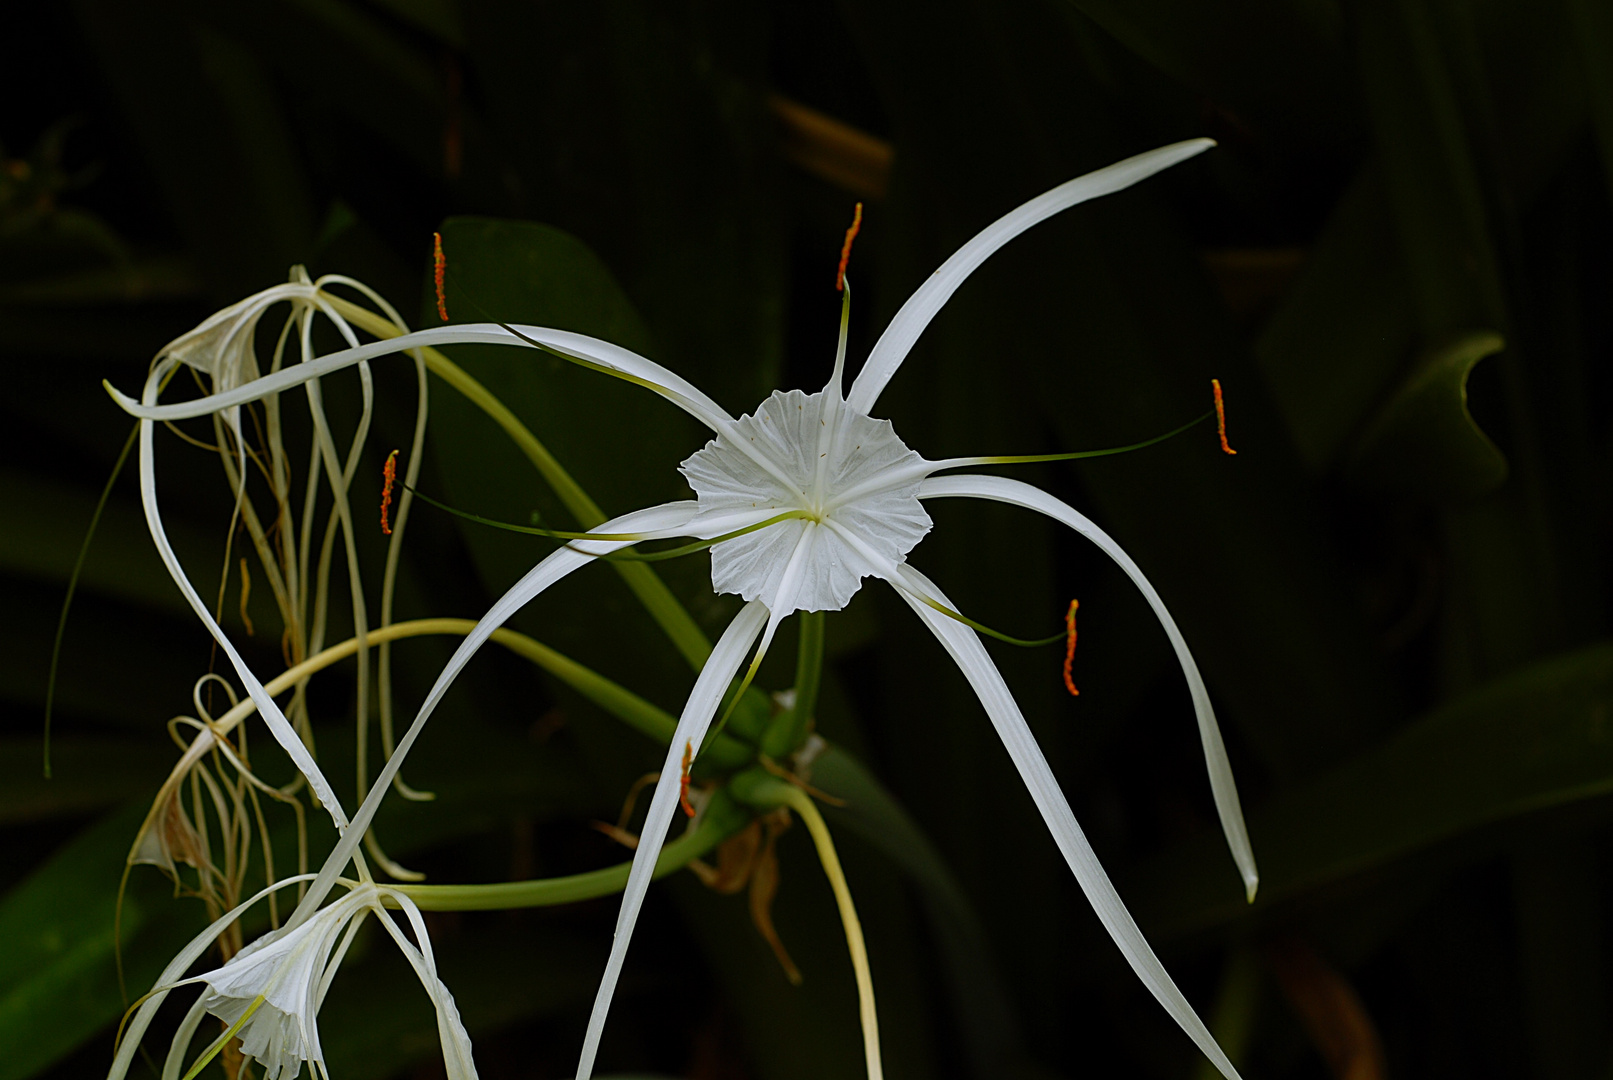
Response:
[109,880,476,1080]
[113,138,1255,1080]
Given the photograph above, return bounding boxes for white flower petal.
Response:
[197,887,373,1077]
[674,504,797,542]
[174,882,478,1080]
[890,570,1243,1080]
[680,391,932,613]
[161,995,211,1080]
[290,500,701,920]
[111,874,318,1080]
[575,600,770,1080]
[846,139,1216,415]
[918,473,1257,901]
[376,889,481,1079]
[135,361,347,829]
[110,323,739,436]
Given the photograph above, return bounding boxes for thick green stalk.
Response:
[761,610,824,759]
[390,792,747,910]
[732,771,883,1080]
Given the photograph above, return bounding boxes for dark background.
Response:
[4,1,1613,1078]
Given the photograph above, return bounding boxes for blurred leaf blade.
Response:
[1345,330,1509,499]
[1061,0,1356,145]
[1131,641,1613,939]
[0,804,207,1080]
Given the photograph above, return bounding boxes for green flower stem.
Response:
[761,610,824,759]
[388,791,749,911]
[171,618,751,774]
[325,297,712,671]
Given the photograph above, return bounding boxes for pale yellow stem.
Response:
[773,785,883,1080]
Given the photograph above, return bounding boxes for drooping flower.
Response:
[112,138,1255,1080]
[109,879,477,1080]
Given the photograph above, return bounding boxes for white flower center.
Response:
[680,388,932,614]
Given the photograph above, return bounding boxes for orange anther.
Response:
[432,231,448,322]
[380,449,399,535]
[679,740,696,817]
[1062,598,1080,697]
[1212,378,1236,455]
[836,202,863,292]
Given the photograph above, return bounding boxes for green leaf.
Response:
[1353,0,1505,335]
[0,257,203,306]
[231,0,453,179]
[424,215,723,787]
[1568,0,1613,201]
[0,468,193,616]
[0,804,207,1080]
[1345,330,1509,499]
[70,0,317,297]
[362,0,465,47]
[1060,0,1355,145]
[457,0,786,409]
[0,582,217,728]
[664,819,939,1080]
[1254,165,1417,473]
[0,739,173,823]
[1127,641,1613,940]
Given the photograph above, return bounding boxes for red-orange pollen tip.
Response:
[679,740,696,818]
[836,202,863,292]
[1062,598,1080,697]
[432,231,448,322]
[380,449,399,535]
[1212,378,1237,455]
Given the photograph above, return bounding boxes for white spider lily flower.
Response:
[109,879,476,1080]
[110,138,1255,1080]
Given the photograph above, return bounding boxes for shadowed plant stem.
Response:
[389,792,749,910]
[742,773,883,1080]
[44,419,139,778]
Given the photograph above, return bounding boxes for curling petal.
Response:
[289,500,702,923]
[135,361,347,829]
[376,889,480,1079]
[891,569,1242,1080]
[918,472,1256,901]
[846,140,1216,415]
[575,600,769,1080]
[110,323,737,435]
